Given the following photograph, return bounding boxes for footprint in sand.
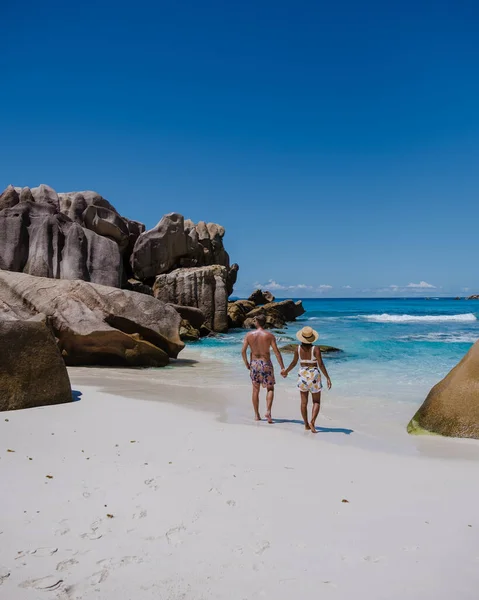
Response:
[255,541,271,555]
[363,555,385,563]
[57,558,79,572]
[133,509,147,519]
[0,567,10,585]
[20,576,64,591]
[165,525,186,546]
[81,519,105,541]
[16,548,58,560]
[144,477,161,491]
[55,520,71,536]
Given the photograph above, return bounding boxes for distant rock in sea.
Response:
[467,295,479,300]
[408,340,479,439]
[280,343,342,354]
[228,291,305,330]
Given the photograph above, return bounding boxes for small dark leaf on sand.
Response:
[168,462,172,464]
[29,458,33,460]
[7,449,15,452]
[46,475,53,479]
[106,514,114,518]
[5,419,9,422]
[341,499,349,503]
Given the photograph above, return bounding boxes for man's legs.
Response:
[300,391,310,430]
[265,386,274,424]
[310,392,321,433]
[252,383,261,421]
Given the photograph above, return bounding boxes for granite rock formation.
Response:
[280,343,342,354]
[130,212,234,281]
[0,184,142,288]
[248,289,275,305]
[0,184,238,334]
[0,320,72,411]
[153,266,229,333]
[0,270,183,367]
[408,340,479,438]
[228,294,305,330]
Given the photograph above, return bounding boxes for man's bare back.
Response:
[245,329,276,360]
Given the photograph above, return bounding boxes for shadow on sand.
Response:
[72,390,83,402]
[273,419,353,434]
[168,358,200,368]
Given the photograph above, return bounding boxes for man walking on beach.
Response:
[241,314,286,423]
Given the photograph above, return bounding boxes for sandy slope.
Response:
[1,366,479,599]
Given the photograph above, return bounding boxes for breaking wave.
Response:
[362,313,477,323]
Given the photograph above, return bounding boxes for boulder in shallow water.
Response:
[408,340,479,438]
[0,270,183,367]
[0,320,72,411]
[228,302,246,328]
[280,343,342,354]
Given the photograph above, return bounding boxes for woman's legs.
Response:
[300,391,310,430]
[310,392,321,433]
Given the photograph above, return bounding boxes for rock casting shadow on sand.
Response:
[168,358,199,368]
[273,419,353,434]
[72,390,83,402]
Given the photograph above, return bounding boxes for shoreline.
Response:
[66,347,479,462]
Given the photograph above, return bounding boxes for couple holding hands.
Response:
[241,314,332,432]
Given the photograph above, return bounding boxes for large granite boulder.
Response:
[248,289,275,305]
[0,185,135,287]
[0,320,72,411]
[228,302,246,328]
[241,299,305,329]
[131,214,231,281]
[168,304,206,330]
[153,266,229,332]
[0,270,184,367]
[408,341,479,438]
[0,200,122,287]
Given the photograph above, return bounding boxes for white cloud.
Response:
[318,284,333,289]
[406,281,436,289]
[254,279,313,292]
[342,285,352,289]
[263,279,287,290]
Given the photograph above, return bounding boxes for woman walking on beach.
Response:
[282,326,332,433]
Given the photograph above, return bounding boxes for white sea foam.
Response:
[362,313,477,323]
[399,333,478,343]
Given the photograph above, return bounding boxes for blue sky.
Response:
[1,0,478,297]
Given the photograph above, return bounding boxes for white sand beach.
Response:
[2,351,479,599]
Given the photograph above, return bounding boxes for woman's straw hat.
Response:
[296,326,319,344]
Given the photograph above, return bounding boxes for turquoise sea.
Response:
[193,298,479,407]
